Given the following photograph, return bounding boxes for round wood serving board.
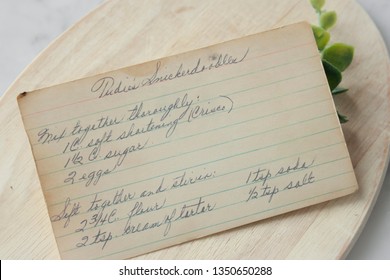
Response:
[0,0,389,259]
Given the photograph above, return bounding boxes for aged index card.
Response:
[17,22,358,259]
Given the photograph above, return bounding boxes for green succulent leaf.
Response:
[337,111,349,123]
[312,25,330,51]
[332,87,349,95]
[310,0,325,12]
[322,59,342,90]
[322,43,354,72]
[320,11,337,30]
[310,0,353,124]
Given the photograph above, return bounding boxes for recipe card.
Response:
[17,22,358,259]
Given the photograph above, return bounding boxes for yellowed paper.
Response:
[17,22,358,259]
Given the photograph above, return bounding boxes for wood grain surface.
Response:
[0,0,389,259]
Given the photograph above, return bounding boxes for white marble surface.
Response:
[0,0,388,259]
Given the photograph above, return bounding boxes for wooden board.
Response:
[0,0,388,259]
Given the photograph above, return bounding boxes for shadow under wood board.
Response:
[0,0,389,259]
